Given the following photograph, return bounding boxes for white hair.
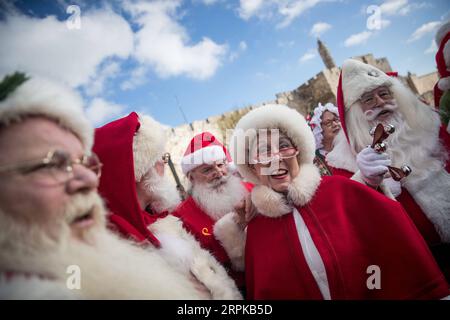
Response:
[143,167,181,213]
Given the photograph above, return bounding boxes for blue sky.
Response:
[1,0,449,127]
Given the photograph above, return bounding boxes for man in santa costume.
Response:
[172,132,254,291]
[326,59,450,277]
[93,113,241,300]
[0,73,223,299]
[225,103,449,299]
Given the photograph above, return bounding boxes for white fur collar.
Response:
[251,163,322,218]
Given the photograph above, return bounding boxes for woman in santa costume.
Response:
[308,102,341,176]
[93,112,241,299]
[223,104,449,299]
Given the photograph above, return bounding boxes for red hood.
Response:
[93,112,160,247]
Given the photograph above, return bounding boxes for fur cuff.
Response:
[214,212,246,271]
[350,171,396,200]
[251,185,291,217]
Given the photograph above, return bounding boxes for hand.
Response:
[384,177,402,198]
[356,146,391,187]
[234,193,257,229]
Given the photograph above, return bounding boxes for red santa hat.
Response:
[337,59,394,140]
[0,72,93,151]
[181,132,231,175]
[94,112,165,247]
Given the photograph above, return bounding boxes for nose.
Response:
[374,94,386,108]
[66,164,99,194]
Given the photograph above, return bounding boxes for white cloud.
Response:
[425,39,438,54]
[344,31,372,47]
[277,0,323,28]
[85,97,126,126]
[120,66,149,91]
[126,0,227,80]
[238,0,265,20]
[299,49,316,63]
[85,61,121,96]
[0,10,133,89]
[229,41,248,62]
[407,21,442,43]
[310,22,331,37]
[238,0,326,28]
[379,0,409,16]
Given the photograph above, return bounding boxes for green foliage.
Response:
[0,72,29,102]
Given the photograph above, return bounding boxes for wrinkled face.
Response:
[189,159,229,189]
[251,132,300,194]
[320,110,340,143]
[0,117,100,241]
[359,86,397,123]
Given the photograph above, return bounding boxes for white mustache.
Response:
[364,101,397,121]
[64,192,104,224]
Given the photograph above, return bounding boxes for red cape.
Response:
[93,112,162,247]
[246,176,448,299]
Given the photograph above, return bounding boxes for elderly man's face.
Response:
[189,160,229,189]
[0,117,99,240]
[359,86,397,122]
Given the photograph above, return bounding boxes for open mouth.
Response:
[71,209,95,228]
[377,110,391,118]
[270,168,289,179]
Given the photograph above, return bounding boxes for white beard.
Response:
[346,96,447,184]
[0,192,206,299]
[143,168,181,213]
[192,175,247,221]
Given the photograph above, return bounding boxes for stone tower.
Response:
[317,39,335,70]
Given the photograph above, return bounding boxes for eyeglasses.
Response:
[0,149,102,183]
[322,118,340,128]
[253,147,299,165]
[360,87,393,109]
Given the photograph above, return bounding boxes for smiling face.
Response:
[251,131,300,194]
[320,110,340,145]
[359,86,398,123]
[0,117,101,242]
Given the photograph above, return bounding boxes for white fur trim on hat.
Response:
[229,104,316,185]
[133,114,166,182]
[181,145,226,175]
[0,76,93,151]
[310,102,339,150]
[342,59,393,109]
[435,21,450,47]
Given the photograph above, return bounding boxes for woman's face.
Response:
[251,132,300,194]
[320,110,340,144]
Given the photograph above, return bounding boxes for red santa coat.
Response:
[246,175,449,300]
[327,126,450,246]
[172,185,252,289]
